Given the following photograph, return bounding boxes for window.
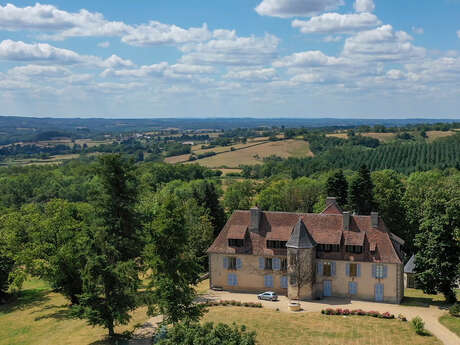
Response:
[289,254,297,266]
[227,273,238,286]
[323,262,332,277]
[281,276,288,289]
[289,273,297,285]
[228,239,244,247]
[349,264,358,277]
[265,258,273,270]
[318,244,339,252]
[264,275,274,288]
[375,264,385,278]
[281,258,287,271]
[267,240,287,249]
[228,257,237,270]
[346,245,363,254]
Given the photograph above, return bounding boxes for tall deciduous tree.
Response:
[372,170,409,248]
[414,177,460,303]
[74,154,142,338]
[349,165,375,215]
[223,180,256,215]
[143,194,204,325]
[326,170,348,208]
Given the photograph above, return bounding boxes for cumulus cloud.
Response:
[9,64,71,77]
[0,39,133,68]
[98,41,110,48]
[180,31,279,66]
[342,25,426,62]
[255,0,344,18]
[224,68,277,82]
[274,50,343,67]
[292,12,380,34]
[0,3,211,46]
[354,0,375,13]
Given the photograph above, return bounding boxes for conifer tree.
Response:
[349,165,375,215]
[74,154,142,338]
[326,170,348,207]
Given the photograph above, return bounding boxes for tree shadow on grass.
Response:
[33,306,74,321]
[401,296,446,308]
[0,289,52,314]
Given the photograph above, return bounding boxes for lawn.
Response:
[402,288,460,307]
[439,314,460,337]
[189,140,313,168]
[0,278,149,345]
[202,307,442,345]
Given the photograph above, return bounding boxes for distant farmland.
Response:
[186,139,313,168]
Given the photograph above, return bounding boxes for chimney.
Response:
[371,212,379,228]
[343,211,351,231]
[326,197,338,209]
[249,207,261,233]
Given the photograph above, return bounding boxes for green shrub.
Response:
[156,322,256,345]
[449,303,460,317]
[411,316,426,335]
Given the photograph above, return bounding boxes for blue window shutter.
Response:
[223,257,229,269]
[236,258,242,270]
[264,275,268,287]
[332,262,336,276]
[357,264,361,277]
[349,282,357,295]
[234,274,238,286]
[270,276,274,287]
[227,274,232,286]
[281,276,288,289]
[372,264,376,278]
[273,258,281,271]
[259,257,265,270]
[346,263,350,277]
[383,265,388,279]
[317,262,323,276]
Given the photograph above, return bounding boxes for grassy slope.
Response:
[0,278,149,345]
[202,307,441,345]
[439,314,460,337]
[403,289,460,307]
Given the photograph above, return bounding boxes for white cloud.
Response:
[292,12,380,34]
[274,50,343,67]
[9,64,71,77]
[121,22,211,46]
[255,0,344,18]
[291,73,325,83]
[180,31,279,66]
[323,35,342,42]
[412,27,424,35]
[0,40,133,68]
[354,0,375,13]
[457,30,460,39]
[224,68,277,82]
[98,41,110,48]
[342,25,426,62]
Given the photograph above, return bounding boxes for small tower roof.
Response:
[286,218,317,249]
[404,255,416,274]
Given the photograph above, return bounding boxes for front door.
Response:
[375,284,384,302]
[323,280,332,297]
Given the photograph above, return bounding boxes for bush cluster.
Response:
[321,308,395,319]
[411,316,427,335]
[205,300,262,308]
[449,303,460,317]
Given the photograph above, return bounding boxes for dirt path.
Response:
[205,290,459,345]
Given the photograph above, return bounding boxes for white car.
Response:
[258,291,278,301]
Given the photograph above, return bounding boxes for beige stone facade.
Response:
[209,253,404,304]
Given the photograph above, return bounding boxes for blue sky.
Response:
[0,0,459,118]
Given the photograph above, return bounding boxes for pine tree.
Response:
[349,165,375,215]
[73,154,143,338]
[326,170,348,207]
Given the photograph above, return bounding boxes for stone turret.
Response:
[286,218,317,301]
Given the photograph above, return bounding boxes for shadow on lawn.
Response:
[0,288,52,314]
[33,305,74,321]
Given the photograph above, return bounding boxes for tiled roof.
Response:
[227,225,247,239]
[207,209,402,264]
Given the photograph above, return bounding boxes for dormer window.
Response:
[267,240,287,249]
[346,245,363,254]
[317,244,339,252]
[228,239,244,247]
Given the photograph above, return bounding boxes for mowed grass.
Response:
[402,288,460,307]
[439,314,460,337]
[0,278,149,345]
[362,132,397,142]
[425,131,457,142]
[202,307,441,345]
[190,140,313,168]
